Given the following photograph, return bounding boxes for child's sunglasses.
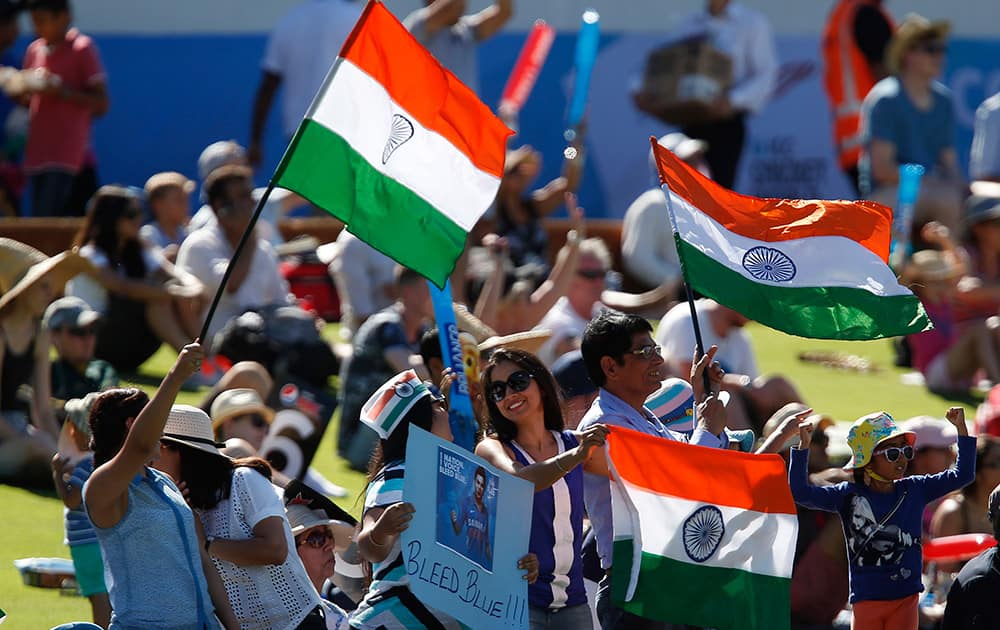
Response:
[872,445,915,463]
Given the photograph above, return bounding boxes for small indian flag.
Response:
[652,139,931,340]
[608,426,797,629]
[273,1,511,287]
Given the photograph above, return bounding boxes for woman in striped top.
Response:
[476,348,609,630]
[351,369,539,630]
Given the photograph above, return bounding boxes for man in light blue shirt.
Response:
[577,311,728,629]
[971,91,1000,182]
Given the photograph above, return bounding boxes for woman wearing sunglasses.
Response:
[476,348,609,630]
[790,407,975,629]
[152,403,327,629]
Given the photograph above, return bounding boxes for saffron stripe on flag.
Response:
[608,427,796,514]
[611,542,791,630]
[339,1,510,177]
[679,241,931,340]
[654,143,892,260]
[276,120,468,284]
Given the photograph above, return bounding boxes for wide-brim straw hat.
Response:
[210,388,275,430]
[886,13,951,74]
[478,329,554,356]
[162,404,228,457]
[285,504,355,552]
[0,239,93,317]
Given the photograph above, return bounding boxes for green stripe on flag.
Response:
[611,540,790,630]
[677,239,930,340]
[274,120,468,287]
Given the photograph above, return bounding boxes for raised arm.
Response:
[520,195,584,326]
[788,423,850,513]
[470,0,513,42]
[85,343,203,529]
[474,425,609,491]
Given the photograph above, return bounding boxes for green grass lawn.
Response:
[0,323,980,628]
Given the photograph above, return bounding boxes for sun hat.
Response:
[900,415,958,449]
[844,411,916,469]
[144,171,195,199]
[210,388,275,431]
[161,405,227,456]
[285,504,355,551]
[906,249,961,283]
[361,370,435,440]
[0,239,92,317]
[42,296,100,331]
[64,392,100,438]
[551,350,597,398]
[478,329,553,355]
[886,13,951,74]
[646,378,695,433]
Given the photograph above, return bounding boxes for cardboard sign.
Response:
[260,378,337,480]
[403,427,533,630]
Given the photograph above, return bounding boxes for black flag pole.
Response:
[198,181,277,343]
[653,138,712,398]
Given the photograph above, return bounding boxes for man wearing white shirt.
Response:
[177,165,293,345]
[248,0,363,166]
[672,0,778,189]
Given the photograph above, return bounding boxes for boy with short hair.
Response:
[22,0,108,216]
[44,296,118,402]
[141,171,194,262]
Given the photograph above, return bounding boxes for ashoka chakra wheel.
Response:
[682,505,725,563]
[741,246,796,282]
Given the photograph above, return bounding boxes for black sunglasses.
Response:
[576,268,606,280]
[489,370,534,402]
[65,326,96,338]
[298,528,334,549]
[873,445,915,463]
[238,414,269,429]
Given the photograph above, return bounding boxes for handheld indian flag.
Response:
[273,1,512,287]
[652,139,931,340]
[607,426,797,629]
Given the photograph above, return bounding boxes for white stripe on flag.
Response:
[311,60,501,232]
[667,189,910,296]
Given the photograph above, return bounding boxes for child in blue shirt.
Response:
[789,407,974,629]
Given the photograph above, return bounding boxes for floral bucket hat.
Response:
[844,411,916,469]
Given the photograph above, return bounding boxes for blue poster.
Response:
[403,427,533,630]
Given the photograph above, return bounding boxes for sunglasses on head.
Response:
[298,528,334,549]
[872,445,915,463]
[629,344,662,361]
[489,370,534,402]
[65,326,96,338]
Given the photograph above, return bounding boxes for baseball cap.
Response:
[42,296,100,331]
[900,415,958,449]
[197,140,248,180]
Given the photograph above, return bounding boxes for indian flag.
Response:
[652,139,931,340]
[608,426,796,630]
[273,1,511,287]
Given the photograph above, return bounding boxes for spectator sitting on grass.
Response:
[44,296,117,402]
[50,392,110,629]
[140,171,193,263]
[210,387,274,457]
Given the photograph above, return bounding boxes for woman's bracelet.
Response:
[555,455,570,474]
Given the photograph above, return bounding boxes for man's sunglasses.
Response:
[872,445,915,463]
[489,370,534,402]
[630,344,662,361]
[298,528,334,549]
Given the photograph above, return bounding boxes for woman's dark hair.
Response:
[74,185,147,279]
[162,441,272,510]
[581,312,654,387]
[89,388,150,467]
[366,395,436,483]
[482,348,564,443]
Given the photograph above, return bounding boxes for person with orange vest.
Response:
[822,0,894,194]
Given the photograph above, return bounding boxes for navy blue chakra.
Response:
[682,505,725,563]
[742,246,796,282]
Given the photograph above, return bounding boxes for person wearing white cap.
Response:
[83,342,240,629]
[352,369,539,629]
[153,403,329,629]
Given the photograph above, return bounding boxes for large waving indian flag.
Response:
[608,426,796,630]
[273,1,511,287]
[652,139,931,340]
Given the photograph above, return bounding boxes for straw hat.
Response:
[0,239,93,317]
[144,171,195,198]
[210,388,275,431]
[478,329,553,355]
[285,504,356,551]
[161,404,228,456]
[886,14,951,74]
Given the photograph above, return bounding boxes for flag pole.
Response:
[659,169,711,397]
[198,182,276,342]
